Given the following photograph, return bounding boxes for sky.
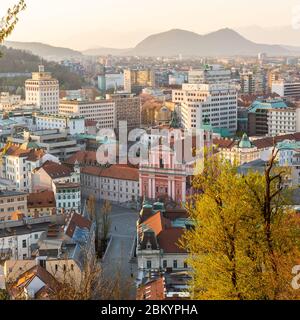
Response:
[1,0,300,50]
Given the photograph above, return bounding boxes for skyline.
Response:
[1,0,300,50]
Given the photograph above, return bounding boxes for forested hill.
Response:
[0,46,85,90]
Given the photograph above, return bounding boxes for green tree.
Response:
[181,151,300,300]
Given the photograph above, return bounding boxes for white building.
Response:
[272,80,300,98]
[0,222,50,260]
[81,165,139,204]
[188,65,231,84]
[0,142,59,192]
[277,140,300,186]
[137,206,190,276]
[0,92,21,111]
[31,161,81,214]
[25,66,59,114]
[35,114,85,135]
[173,83,237,133]
[59,99,116,129]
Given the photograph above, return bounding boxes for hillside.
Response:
[4,41,82,61]
[131,28,291,56]
[0,46,85,94]
[83,28,294,57]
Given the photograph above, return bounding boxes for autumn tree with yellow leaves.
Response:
[0,1,26,45]
[181,150,300,300]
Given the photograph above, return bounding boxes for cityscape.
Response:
[0,0,299,305]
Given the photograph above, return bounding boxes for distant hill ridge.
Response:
[5,28,299,58]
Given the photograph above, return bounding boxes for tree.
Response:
[181,151,300,300]
[100,200,112,254]
[0,0,26,45]
[86,194,99,253]
[0,289,10,300]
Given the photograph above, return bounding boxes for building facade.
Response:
[25,66,59,114]
[59,99,116,129]
[173,83,237,134]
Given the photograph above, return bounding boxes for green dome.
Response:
[239,133,252,149]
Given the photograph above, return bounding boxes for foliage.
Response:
[0,289,10,300]
[181,151,300,300]
[101,200,112,242]
[0,0,26,45]
[0,46,85,91]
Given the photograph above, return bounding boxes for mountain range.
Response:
[4,28,300,60]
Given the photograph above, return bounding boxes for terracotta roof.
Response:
[140,211,186,254]
[4,145,45,161]
[252,132,300,149]
[141,211,170,236]
[39,161,73,179]
[158,228,187,254]
[65,212,92,238]
[213,138,236,149]
[9,265,60,299]
[27,190,56,208]
[137,277,165,300]
[81,164,139,181]
[64,151,97,166]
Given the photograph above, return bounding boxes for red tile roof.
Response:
[213,138,236,149]
[140,211,186,254]
[64,151,97,166]
[65,212,92,238]
[27,190,56,209]
[252,132,300,149]
[4,145,45,161]
[81,164,139,181]
[39,161,73,179]
[158,228,187,254]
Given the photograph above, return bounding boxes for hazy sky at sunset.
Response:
[1,0,300,50]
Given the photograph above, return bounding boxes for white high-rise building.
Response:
[172,83,237,133]
[272,80,300,98]
[188,65,231,84]
[25,65,59,114]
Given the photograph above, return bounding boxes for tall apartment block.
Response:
[106,92,141,129]
[124,69,155,94]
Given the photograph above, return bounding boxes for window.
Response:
[146,260,152,269]
[163,260,167,269]
[184,262,188,269]
[22,240,27,248]
[173,260,178,269]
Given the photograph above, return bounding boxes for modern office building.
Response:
[188,65,231,84]
[35,114,85,135]
[59,99,116,129]
[248,98,300,136]
[173,83,237,134]
[272,80,300,98]
[124,69,155,94]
